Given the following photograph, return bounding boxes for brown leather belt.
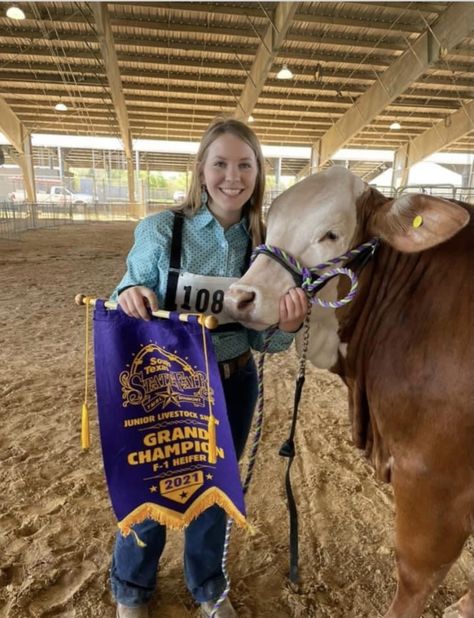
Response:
[218,350,252,380]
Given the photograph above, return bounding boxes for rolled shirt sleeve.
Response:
[110,216,169,301]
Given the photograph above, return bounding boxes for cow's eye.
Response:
[319,231,338,242]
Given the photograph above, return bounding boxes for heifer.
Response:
[224,167,474,618]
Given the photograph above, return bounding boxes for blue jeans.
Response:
[111,356,259,607]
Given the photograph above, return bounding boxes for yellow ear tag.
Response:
[412,215,423,228]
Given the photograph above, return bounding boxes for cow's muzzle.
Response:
[224,283,277,329]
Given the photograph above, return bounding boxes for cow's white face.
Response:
[224,167,367,367]
[224,166,470,367]
[266,167,365,269]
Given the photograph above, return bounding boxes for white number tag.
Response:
[175,272,239,325]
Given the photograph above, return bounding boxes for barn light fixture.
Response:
[6,4,26,19]
[55,102,68,111]
[248,115,254,123]
[390,121,401,130]
[276,65,293,80]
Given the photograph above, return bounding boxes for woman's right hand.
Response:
[117,286,159,320]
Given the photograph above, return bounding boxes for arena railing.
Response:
[0,201,135,239]
[1,187,472,240]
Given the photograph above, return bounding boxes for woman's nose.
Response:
[225,165,240,182]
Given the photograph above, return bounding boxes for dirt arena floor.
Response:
[1,221,473,618]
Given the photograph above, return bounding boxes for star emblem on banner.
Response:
[206,474,213,480]
[150,485,158,493]
[160,384,180,407]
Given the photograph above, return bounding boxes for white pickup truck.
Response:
[8,185,97,205]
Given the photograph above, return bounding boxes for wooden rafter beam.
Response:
[311,2,474,168]
[91,1,136,205]
[0,95,36,201]
[235,2,299,120]
[0,64,473,96]
[398,99,474,170]
[348,2,444,14]
[360,163,391,183]
[0,87,461,123]
[2,41,472,75]
[0,95,24,154]
[34,3,428,35]
[31,2,423,36]
[13,107,437,131]
[0,25,415,54]
[130,1,427,33]
[293,10,423,33]
[1,72,470,110]
[91,2,132,161]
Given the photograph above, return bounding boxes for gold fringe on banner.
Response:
[117,488,247,537]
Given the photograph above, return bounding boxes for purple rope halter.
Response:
[251,238,379,309]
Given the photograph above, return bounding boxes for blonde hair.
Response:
[176,117,265,247]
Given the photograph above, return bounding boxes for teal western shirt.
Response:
[111,206,294,361]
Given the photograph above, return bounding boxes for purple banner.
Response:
[93,301,246,535]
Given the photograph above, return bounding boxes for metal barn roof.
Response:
[0,1,472,180]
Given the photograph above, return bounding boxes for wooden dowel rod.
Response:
[74,294,218,330]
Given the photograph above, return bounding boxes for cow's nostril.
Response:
[236,291,256,311]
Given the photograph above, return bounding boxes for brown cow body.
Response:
[338,197,474,618]
[224,168,474,617]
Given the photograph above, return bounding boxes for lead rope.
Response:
[209,328,276,617]
[208,241,380,613]
[278,305,311,584]
[248,239,379,588]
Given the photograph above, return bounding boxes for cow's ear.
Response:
[372,193,470,253]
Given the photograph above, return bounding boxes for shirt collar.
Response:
[193,205,215,229]
[193,205,250,235]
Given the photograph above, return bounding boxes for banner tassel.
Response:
[81,296,91,450]
[200,317,218,464]
[207,413,217,464]
[81,403,90,450]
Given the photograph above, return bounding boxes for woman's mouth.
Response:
[219,187,244,197]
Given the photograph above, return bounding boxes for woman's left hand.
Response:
[278,287,308,333]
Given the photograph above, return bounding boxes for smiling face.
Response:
[201,132,258,228]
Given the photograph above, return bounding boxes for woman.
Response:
[111,118,307,618]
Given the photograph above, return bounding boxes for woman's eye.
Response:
[319,231,338,242]
[214,161,225,168]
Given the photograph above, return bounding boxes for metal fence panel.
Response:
[0,202,133,239]
[1,186,472,240]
